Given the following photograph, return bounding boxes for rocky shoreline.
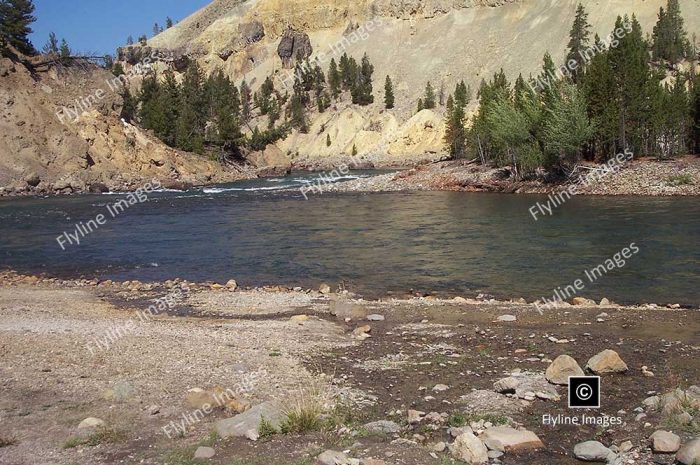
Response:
[0,269,698,465]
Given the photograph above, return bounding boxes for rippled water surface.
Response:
[1,171,698,305]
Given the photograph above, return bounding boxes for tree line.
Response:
[446,0,700,176]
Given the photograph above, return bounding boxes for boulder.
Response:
[451,432,488,464]
[290,314,309,323]
[239,20,265,44]
[319,283,332,294]
[572,297,597,306]
[215,401,285,439]
[586,350,628,375]
[23,172,40,187]
[497,314,517,322]
[317,450,350,465]
[573,441,613,462]
[480,427,544,452]
[185,388,218,410]
[677,438,700,465]
[277,27,312,68]
[493,377,520,394]
[649,430,681,453]
[407,410,425,424]
[545,355,584,385]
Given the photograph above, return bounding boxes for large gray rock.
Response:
[649,430,681,453]
[194,446,215,459]
[677,438,700,465]
[363,420,401,434]
[493,374,559,401]
[573,441,613,462]
[451,432,488,464]
[277,27,312,68]
[239,20,265,44]
[317,450,351,465]
[480,427,544,452]
[214,401,284,439]
[586,350,628,375]
[545,355,584,385]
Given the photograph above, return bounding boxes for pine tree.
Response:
[240,80,252,124]
[384,75,394,109]
[454,80,470,108]
[328,58,341,99]
[126,35,134,45]
[326,134,331,147]
[566,3,591,83]
[692,74,700,155]
[583,35,618,159]
[42,31,58,54]
[423,82,436,109]
[652,0,689,63]
[166,17,174,29]
[351,53,374,105]
[175,62,206,153]
[119,87,138,123]
[438,83,445,106]
[0,0,36,55]
[416,98,423,113]
[59,38,71,64]
[153,23,161,36]
[352,144,358,156]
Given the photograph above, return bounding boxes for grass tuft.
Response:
[0,436,17,448]
[667,174,694,186]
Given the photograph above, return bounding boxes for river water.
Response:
[1,172,698,305]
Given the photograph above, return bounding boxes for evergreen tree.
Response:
[112,62,125,77]
[175,62,206,153]
[444,94,467,158]
[583,35,618,159]
[692,74,700,154]
[423,82,436,109]
[438,83,445,106]
[542,82,594,169]
[0,0,36,55]
[59,38,71,64]
[289,72,308,133]
[42,31,58,54]
[153,23,160,36]
[566,3,591,82]
[119,87,137,123]
[384,75,394,109]
[655,75,689,158]
[326,134,331,147]
[416,98,423,113]
[351,53,374,105]
[126,35,134,46]
[652,0,689,63]
[328,58,341,99]
[240,80,252,124]
[454,80,470,108]
[352,144,357,156]
[166,17,174,29]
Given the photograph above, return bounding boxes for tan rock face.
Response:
[586,350,628,375]
[545,355,585,385]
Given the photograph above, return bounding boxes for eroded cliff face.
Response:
[0,54,250,195]
[143,0,700,169]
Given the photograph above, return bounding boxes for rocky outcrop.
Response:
[277,27,313,68]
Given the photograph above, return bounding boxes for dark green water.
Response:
[0,172,698,305]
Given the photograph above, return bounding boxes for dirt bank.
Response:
[1,271,698,465]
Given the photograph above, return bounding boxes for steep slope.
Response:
[0,53,250,195]
[146,0,700,166]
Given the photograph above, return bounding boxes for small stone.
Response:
[194,447,215,459]
[366,314,385,321]
[226,279,237,290]
[78,417,105,429]
[497,315,517,322]
[433,384,449,392]
[148,405,160,415]
[545,355,585,385]
[619,441,633,452]
[432,442,446,452]
[573,441,613,462]
[290,314,309,323]
[586,349,628,375]
[599,298,611,306]
[572,297,596,306]
[407,410,425,424]
[319,283,332,294]
[317,450,349,465]
[453,297,468,303]
[649,430,681,453]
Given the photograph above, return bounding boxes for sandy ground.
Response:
[0,273,698,465]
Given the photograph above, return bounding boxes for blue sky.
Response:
[29,0,211,55]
